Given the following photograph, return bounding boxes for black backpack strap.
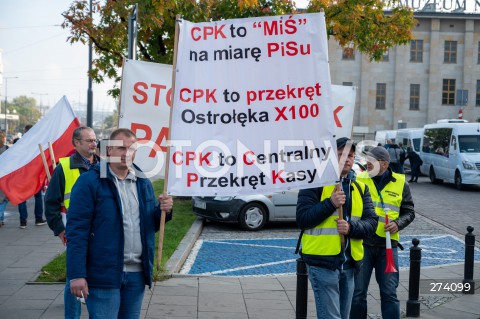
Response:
[352,180,364,197]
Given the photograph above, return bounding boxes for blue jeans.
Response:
[86,271,145,319]
[0,199,7,222]
[350,246,400,319]
[65,278,82,319]
[307,265,355,319]
[18,190,44,221]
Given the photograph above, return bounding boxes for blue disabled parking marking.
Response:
[181,235,480,277]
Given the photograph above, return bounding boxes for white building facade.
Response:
[328,12,480,137]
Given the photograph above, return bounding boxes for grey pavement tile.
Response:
[149,295,197,306]
[420,307,480,319]
[157,278,199,288]
[248,308,296,319]
[0,267,39,281]
[198,292,246,313]
[243,290,290,301]
[145,304,197,317]
[152,286,198,297]
[0,308,45,319]
[0,279,24,296]
[198,311,248,319]
[1,298,53,310]
[441,294,480,315]
[199,283,242,294]
[245,297,293,310]
[11,287,61,300]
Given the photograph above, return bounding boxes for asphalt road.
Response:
[408,175,480,238]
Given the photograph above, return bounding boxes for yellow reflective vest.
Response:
[59,157,81,210]
[357,171,404,241]
[301,182,366,261]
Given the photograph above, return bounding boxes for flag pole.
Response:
[38,144,51,182]
[156,14,181,271]
[48,142,56,170]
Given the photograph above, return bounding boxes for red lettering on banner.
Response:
[333,105,344,127]
[272,170,285,184]
[187,173,198,187]
[132,82,171,107]
[243,151,255,165]
[131,123,168,157]
[180,88,217,103]
[191,25,226,41]
[133,82,148,104]
[172,151,183,165]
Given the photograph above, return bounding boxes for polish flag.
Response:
[0,96,80,205]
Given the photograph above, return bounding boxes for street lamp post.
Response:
[3,76,19,133]
[31,92,49,116]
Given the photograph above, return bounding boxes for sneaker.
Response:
[35,219,47,226]
[20,220,27,229]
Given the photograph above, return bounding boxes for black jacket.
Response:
[296,178,378,270]
[45,152,100,236]
[364,168,416,248]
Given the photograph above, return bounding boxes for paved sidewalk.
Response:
[0,198,479,318]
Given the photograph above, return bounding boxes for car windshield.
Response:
[458,135,480,153]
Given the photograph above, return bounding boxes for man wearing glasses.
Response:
[45,126,99,319]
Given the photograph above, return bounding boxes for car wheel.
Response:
[429,167,442,184]
[455,171,463,190]
[238,203,267,231]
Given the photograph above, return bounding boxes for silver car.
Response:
[192,190,299,231]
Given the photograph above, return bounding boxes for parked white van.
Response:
[419,122,480,189]
[375,130,397,145]
[396,128,423,153]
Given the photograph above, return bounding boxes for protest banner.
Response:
[167,13,338,196]
[118,60,356,176]
[119,59,172,178]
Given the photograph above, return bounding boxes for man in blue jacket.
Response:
[66,128,173,319]
[296,137,378,319]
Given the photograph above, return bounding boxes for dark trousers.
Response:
[18,191,44,222]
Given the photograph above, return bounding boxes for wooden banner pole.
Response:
[38,144,51,181]
[156,14,181,271]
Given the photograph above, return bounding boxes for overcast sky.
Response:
[0,0,116,113]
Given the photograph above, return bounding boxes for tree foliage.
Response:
[62,0,415,98]
[7,96,42,133]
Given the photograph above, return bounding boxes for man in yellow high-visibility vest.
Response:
[296,137,378,319]
[350,146,416,319]
[45,126,99,319]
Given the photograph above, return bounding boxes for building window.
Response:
[410,84,420,110]
[476,80,480,106]
[376,83,386,109]
[478,42,480,64]
[410,40,423,62]
[382,50,389,62]
[444,41,457,63]
[442,79,456,105]
[342,45,355,60]
[342,82,353,86]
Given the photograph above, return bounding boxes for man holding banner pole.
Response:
[66,128,173,318]
[351,146,415,319]
[296,137,378,319]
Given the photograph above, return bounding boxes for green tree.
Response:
[62,0,414,97]
[103,109,118,129]
[8,96,42,133]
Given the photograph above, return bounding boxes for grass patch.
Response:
[36,179,196,282]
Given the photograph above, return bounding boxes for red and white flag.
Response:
[0,96,80,205]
